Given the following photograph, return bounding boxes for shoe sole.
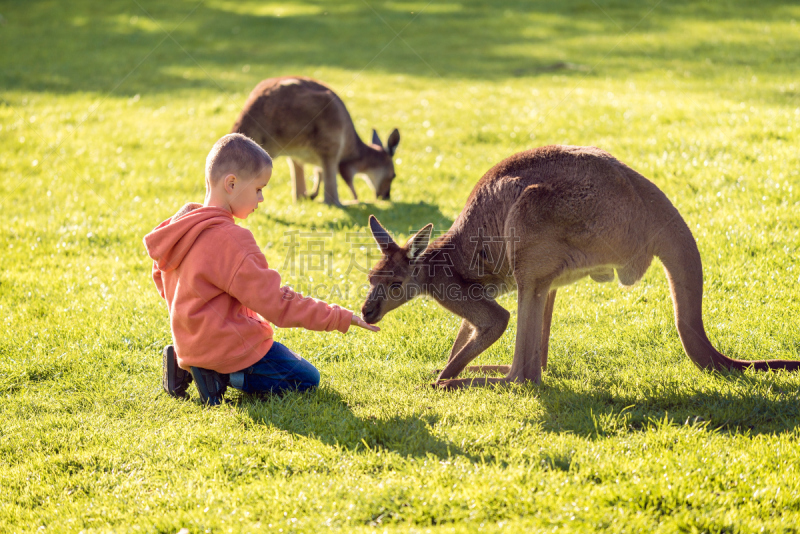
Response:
[162,346,189,399]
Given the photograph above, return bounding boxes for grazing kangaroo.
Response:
[231,76,400,206]
[361,145,800,389]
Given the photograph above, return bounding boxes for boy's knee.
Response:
[293,361,320,392]
[304,365,321,389]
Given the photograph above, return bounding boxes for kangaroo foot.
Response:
[432,377,511,390]
[468,365,510,374]
[433,374,540,390]
[323,198,344,208]
[432,365,510,376]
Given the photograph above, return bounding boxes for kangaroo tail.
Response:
[654,213,800,372]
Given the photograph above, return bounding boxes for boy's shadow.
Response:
[235,386,472,460]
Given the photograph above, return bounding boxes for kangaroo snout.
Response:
[376,182,391,200]
[361,301,381,324]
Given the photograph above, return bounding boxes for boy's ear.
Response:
[223,173,237,194]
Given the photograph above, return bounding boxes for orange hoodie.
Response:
[143,203,353,373]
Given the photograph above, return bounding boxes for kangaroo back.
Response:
[232,77,400,205]
[232,77,354,161]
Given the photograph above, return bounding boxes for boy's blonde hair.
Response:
[205,133,273,187]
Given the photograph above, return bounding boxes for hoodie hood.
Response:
[143,203,234,272]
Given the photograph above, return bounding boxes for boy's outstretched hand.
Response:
[351,314,380,332]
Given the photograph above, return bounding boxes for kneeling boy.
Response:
[144,134,378,404]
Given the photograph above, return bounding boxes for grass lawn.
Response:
[3,0,800,531]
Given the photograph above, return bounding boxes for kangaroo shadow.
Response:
[263,200,455,234]
[234,386,474,460]
[340,201,455,235]
[534,373,800,438]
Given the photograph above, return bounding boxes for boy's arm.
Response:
[152,261,166,299]
[227,253,353,333]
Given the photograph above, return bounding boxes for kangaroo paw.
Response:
[435,377,519,389]
[430,381,464,390]
[433,379,474,390]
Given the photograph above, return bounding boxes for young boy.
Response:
[143,133,378,405]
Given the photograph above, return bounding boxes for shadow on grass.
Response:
[535,373,800,438]
[237,386,474,460]
[263,200,454,235]
[3,0,800,96]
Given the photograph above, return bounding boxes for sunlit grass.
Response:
[2,0,800,531]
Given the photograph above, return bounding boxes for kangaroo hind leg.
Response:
[467,289,556,375]
[308,167,322,200]
[541,289,557,371]
[319,159,341,206]
[288,158,307,202]
[506,283,550,385]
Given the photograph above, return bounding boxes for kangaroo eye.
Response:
[389,282,403,290]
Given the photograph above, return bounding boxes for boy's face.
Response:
[229,166,272,219]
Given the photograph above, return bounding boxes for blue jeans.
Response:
[229,341,320,394]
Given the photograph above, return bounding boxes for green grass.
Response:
[2,0,800,531]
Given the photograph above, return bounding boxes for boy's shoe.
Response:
[162,345,192,398]
[189,366,229,406]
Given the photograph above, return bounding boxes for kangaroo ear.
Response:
[406,223,433,259]
[368,215,397,255]
[386,128,400,156]
[371,129,383,149]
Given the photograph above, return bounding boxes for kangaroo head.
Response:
[362,129,400,200]
[361,215,432,324]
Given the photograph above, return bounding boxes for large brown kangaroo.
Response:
[232,76,400,206]
[361,145,800,389]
